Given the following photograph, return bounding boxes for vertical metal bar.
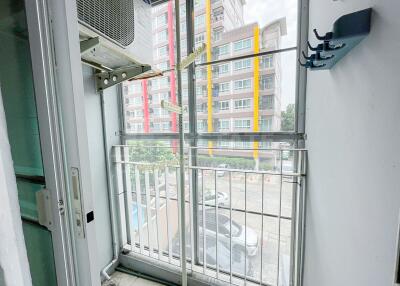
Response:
[165,166,172,263]
[123,147,135,251]
[289,151,299,286]
[277,150,284,285]
[188,155,195,271]
[244,172,247,284]
[295,0,310,136]
[174,0,187,284]
[144,170,153,257]
[135,166,144,254]
[154,168,161,260]
[215,170,219,279]
[260,174,264,285]
[202,169,206,274]
[229,171,233,284]
[186,0,198,265]
[115,147,127,247]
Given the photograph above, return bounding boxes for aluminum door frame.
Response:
[24,0,78,285]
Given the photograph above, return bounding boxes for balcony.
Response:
[113,145,306,286]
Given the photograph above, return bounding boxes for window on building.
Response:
[156,13,167,27]
[219,82,230,93]
[260,95,275,110]
[234,119,251,129]
[233,38,252,51]
[158,45,169,57]
[213,28,223,41]
[219,100,230,110]
[157,61,169,71]
[233,58,252,71]
[195,33,205,47]
[157,29,168,43]
[260,74,275,90]
[234,98,251,109]
[194,14,205,29]
[233,79,252,90]
[260,54,274,68]
[215,44,230,57]
[217,63,230,75]
[219,119,230,130]
[259,117,273,131]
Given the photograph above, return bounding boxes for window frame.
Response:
[118,1,309,285]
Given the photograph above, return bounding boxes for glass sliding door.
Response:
[0,0,58,285]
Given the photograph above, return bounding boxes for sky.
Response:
[243,0,298,110]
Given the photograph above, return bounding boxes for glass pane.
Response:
[0,0,58,285]
[194,0,298,133]
[123,1,188,134]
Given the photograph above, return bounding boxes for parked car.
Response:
[198,210,258,256]
[172,233,254,277]
[200,189,229,207]
[216,163,228,177]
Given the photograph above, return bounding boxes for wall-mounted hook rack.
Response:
[300,8,372,70]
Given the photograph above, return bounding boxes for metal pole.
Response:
[186,0,199,266]
[174,0,187,285]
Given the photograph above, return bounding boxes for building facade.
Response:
[123,0,286,155]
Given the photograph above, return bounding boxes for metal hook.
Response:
[307,41,323,52]
[313,29,333,41]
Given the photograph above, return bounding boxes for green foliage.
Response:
[281,103,295,131]
[197,155,274,171]
[127,141,178,165]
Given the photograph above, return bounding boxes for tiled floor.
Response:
[102,271,164,286]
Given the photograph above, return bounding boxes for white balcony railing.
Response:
[113,145,306,286]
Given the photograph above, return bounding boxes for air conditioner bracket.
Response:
[96,65,151,92]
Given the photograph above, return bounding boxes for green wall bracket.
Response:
[299,8,372,70]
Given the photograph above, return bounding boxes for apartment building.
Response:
[123,0,286,151]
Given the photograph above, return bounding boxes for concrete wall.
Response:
[83,65,121,274]
[304,1,400,285]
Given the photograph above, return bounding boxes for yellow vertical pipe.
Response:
[206,0,213,154]
[253,26,260,159]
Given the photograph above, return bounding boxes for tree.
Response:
[281,104,295,131]
[127,140,178,164]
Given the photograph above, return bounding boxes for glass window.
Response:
[234,119,251,129]
[233,79,251,90]
[260,95,275,110]
[158,45,169,57]
[219,82,230,93]
[233,58,252,71]
[156,13,167,27]
[234,98,251,109]
[233,38,252,51]
[157,29,168,43]
[219,119,230,131]
[219,100,230,111]
[260,54,274,68]
[194,14,205,29]
[214,44,230,57]
[260,74,275,90]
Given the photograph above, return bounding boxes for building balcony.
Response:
[113,145,306,286]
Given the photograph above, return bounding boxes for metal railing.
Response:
[113,145,306,286]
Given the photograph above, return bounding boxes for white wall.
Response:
[304,1,400,285]
[83,65,122,275]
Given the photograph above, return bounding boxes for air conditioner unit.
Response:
[77,0,153,70]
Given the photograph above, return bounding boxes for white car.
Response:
[198,210,259,256]
[201,189,229,207]
[216,164,228,177]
